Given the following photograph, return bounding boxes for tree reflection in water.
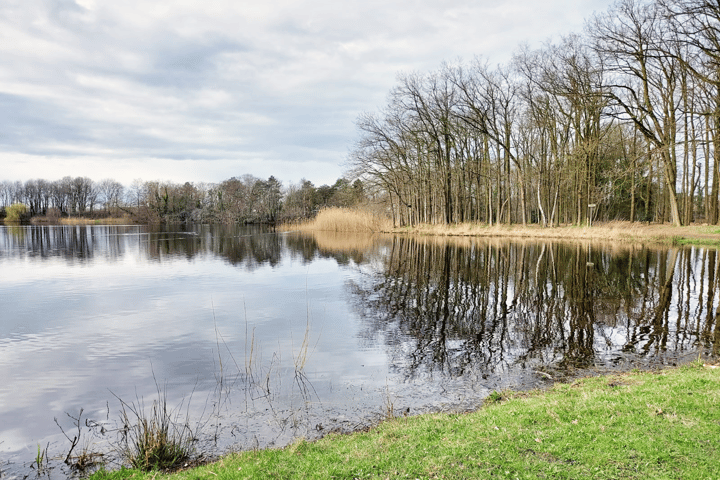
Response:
[349,237,720,382]
[3,225,718,382]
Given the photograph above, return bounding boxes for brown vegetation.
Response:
[388,220,720,245]
[283,207,392,233]
[30,215,134,225]
[286,208,720,246]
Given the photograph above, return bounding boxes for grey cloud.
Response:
[0,93,92,152]
[0,0,614,185]
[137,34,250,88]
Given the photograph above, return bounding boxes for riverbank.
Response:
[1,215,134,225]
[387,221,720,246]
[10,209,720,247]
[91,362,720,479]
[30,215,134,225]
[283,207,720,246]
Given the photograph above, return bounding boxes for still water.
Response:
[1,225,718,477]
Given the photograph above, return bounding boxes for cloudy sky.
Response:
[1,0,611,188]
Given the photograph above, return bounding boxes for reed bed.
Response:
[283,213,720,246]
[59,216,134,225]
[392,220,720,245]
[284,207,392,233]
[29,215,134,225]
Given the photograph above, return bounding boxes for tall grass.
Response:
[29,215,134,225]
[60,216,134,225]
[393,220,720,245]
[285,207,391,233]
[113,384,196,471]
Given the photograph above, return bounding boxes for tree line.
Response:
[0,175,366,224]
[351,0,720,227]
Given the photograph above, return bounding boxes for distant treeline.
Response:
[0,175,366,224]
[351,0,720,227]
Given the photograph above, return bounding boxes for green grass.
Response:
[670,236,720,247]
[91,363,720,479]
[699,226,720,235]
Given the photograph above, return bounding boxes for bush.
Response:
[5,203,29,222]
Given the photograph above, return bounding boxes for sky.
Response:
[1,0,613,188]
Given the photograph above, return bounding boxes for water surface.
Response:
[1,225,718,478]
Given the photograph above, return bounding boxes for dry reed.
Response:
[29,215,134,225]
[283,207,391,233]
[60,216,134,225]
[391,221,720,245]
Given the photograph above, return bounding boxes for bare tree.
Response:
[589,0,684,225]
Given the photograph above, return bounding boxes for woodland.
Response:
[0,175,365,224]
[351,0,720,227]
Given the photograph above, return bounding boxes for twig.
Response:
[534,370,553,380]
[54,409,83,464]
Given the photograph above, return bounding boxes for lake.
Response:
[1,225,718,478]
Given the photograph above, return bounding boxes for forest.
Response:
[351,0,720,227]
[0,175,366,224]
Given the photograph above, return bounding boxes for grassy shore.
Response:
[283,209,720,247]
[91,362,720,480]
[388,221,720,247]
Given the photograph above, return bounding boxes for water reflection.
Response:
[0,225,119,262]
[0,225,379,268]
[350,237,720,382]
[1,226,719,479]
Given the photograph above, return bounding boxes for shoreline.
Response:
[89,360,720,479]
[6,215,720,248]
[383,221,720,246]
[281,209,720,246]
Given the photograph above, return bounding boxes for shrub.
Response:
[5,203,29,222]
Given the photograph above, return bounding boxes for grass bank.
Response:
[91,362,720,479]
[283,212,720,246]
[389,221,720,246]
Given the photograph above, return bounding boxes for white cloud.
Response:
[0,0,612,187]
